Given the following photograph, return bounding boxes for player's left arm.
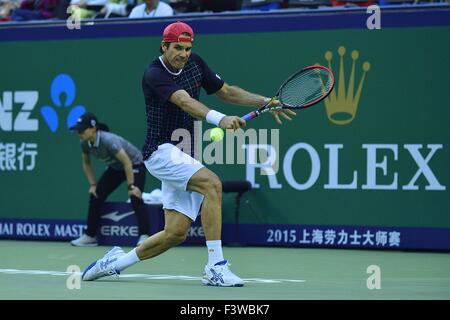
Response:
[215,82,268,107]
[215,83,296,124]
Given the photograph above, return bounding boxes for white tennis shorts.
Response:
[144,143,205,221]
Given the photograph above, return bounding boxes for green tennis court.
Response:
[1,240,449,300]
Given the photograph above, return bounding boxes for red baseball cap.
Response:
[162,21,194,43]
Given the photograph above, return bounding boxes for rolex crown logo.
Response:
[323,46,370,125]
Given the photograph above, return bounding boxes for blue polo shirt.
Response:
[141,53,224,160]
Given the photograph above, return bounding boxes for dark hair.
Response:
[159,42,169,54]
[159,32,192,54]
[97,123,110,132]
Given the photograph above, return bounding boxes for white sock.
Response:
[206,240,224,266]
[115,248,140,272]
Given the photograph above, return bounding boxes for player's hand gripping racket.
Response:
[242,65,335,121]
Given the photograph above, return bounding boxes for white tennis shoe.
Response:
[70,234,98,247]
[82,246,125,281]
[202,260,244,287]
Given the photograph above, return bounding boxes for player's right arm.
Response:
[170,89,245,130]
[81,152,97,197]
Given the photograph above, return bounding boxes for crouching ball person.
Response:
[70,112,151,247]
[81,21,295,286]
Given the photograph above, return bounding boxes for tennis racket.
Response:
[242,65,335,121]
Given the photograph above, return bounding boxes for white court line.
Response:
[0,268,305,284]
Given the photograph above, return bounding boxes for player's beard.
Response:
[175,59,186,69]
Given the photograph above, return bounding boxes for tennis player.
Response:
[82,21,295,287]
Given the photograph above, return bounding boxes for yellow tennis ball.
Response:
[210,127,224,142]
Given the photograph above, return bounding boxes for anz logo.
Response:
[0,74,86,133]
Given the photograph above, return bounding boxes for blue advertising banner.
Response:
[1,202,449,250]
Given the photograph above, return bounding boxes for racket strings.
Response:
[280,68,333,107]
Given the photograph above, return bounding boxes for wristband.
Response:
[206,110,226,127]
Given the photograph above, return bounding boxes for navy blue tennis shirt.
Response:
[141,53,224,160]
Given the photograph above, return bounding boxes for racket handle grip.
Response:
[242,111,257,122]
